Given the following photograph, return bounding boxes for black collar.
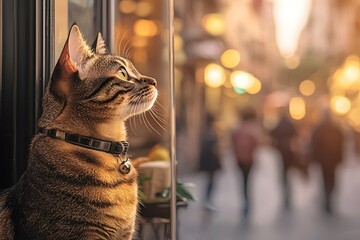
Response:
[38,127,129,156]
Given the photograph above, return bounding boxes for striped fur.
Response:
[0,25,157,239]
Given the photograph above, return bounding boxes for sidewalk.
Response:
[178,146,360,240]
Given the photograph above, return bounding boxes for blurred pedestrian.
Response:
[232,106,261,219]
[310,111,344,214]
[269,107,298,210]
[199,112,221,212]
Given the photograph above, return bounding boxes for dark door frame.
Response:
[0,0,43,189]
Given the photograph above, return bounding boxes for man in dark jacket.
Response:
[199,113,221,211]
[311,112,344,214]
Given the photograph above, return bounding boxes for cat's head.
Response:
[38,24,158,135]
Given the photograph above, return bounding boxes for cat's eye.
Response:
[117,68,129,80]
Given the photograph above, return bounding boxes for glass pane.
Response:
[176,1,360,240]
[115,1,175,239]
[54,0,101,63]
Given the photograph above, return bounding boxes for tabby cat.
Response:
[0,24,157,239]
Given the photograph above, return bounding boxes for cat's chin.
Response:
[127,91,157,117]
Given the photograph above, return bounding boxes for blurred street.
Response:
[178,146,360,240]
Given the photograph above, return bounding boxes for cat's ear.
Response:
[50,24,91,97]
[91,32,109,55]
[68,24,93,67]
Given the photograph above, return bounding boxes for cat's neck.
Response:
[49,117,127,142]
[95,120,127,142]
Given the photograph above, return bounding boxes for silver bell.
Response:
[119,161,131,174]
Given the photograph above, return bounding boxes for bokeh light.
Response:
[134,19,159,37]
[202,13,225,36]
[132,36,148,48]
[332,56,360,90]
[204,63,226,88]
[331,96,351,115]
[246,77,262,94]
[230,71,254,90]
[220,49,241,68]
[348,107,360,131]
[284,55,300,69]
[230,71,262,94]
[135,1,153,17]
[118,0,136,14]
[289,97,306,120]
[299,79,316,96]
[343,55,360,84]
[174,34,183,51]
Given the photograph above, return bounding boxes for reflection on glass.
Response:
[115,1,174,239]
[54,0,100,64]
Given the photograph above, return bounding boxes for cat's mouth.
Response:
[130,85,157,100]
[128,86,158,112]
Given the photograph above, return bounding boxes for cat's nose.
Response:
[141,77,157,87]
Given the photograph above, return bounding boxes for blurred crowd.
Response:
[198,105,352,221]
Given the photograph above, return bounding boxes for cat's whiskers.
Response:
[125,40,136,59]
[129,107,136,135]
[117,30,128,56]
[149,107,167,124]
[152,103,168,118]
[141,112,155,134]
[129,105,138,135]
[126,48,135,60]
[115,30,121,56]
[153,98,168,112]
[131,95,143,124]
[148,109,168,133]
[122,35,136,58]
[129,93,155,134]
[128,94,140,129]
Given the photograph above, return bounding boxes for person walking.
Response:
[310,112,344,214]
[269,108,298,210]
[232,106,261,219]
[199,113,221,212]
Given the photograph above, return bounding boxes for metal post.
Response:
[103,0,115,53]
[168,0,176,239]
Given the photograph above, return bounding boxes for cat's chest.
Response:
[18,168,138,239]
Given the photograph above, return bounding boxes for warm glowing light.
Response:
[284,55,300,69]
[274,0,312,57]
[289,97,306,120]
[299,80,315,96]
[246,77,262,94]
[134,20,159,37]
[331,96,351,115]
[332,55,360,90]
[202,13,225,36]
[344,64,360,83]
[174,34,183,51]
[132,36,148,48]
[119,0,136,14]
[230,71,254,90]
[221,49,241,68]
[343,56,360,84]
[204,63,226,88]
[348,107,360,128]
[135,2,153,17]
